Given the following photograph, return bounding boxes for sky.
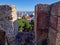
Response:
[0,0,60,11]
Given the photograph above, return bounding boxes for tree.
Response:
[18,16,34,32]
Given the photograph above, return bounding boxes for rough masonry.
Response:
[0,5,18,45]
[0,4,35,45]
[48,2,60,45]
[35,1,60,45]
[0,1,60,45]
[0,28,5,45]
[35,4,49,45]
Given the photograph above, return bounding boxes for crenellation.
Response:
[35,1,60,45]
[0,1,60,45]
[0,5,18,45]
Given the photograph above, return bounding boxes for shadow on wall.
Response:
[16,32,35,45]
[0,28,5,45]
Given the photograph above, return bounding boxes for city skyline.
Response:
[0,0,60,11]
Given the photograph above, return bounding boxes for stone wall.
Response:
[48,2,60,45]
[35,1,60,45]
[16,32,35,45]
[0,5,18,45]
[35,4,49,45]
[0,29,5,45]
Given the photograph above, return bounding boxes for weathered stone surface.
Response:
[50,15,58,30]
[0,5,18,45]
[48,27,57,45]
[0,4,18,36]
[16,32,35,45]
[49,1,60,45]
[0,28,5,45]
[35,4,49,45]
[35,1,60,45]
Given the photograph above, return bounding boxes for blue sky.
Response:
[0,0,60,11]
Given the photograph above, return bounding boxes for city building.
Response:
[17,11,35,22]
